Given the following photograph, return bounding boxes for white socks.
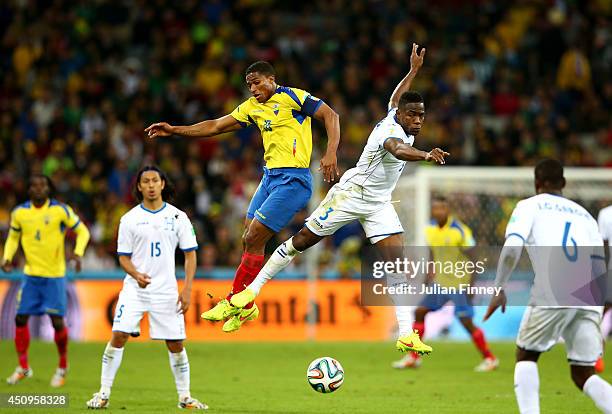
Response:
[248,238,300,295]
[394,306,413,337]
[584,375,612,413]
[514,361,539,414]
[169,349,191,400]
[100,343,124,396]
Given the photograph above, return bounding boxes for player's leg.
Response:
[366,208,432,356]
[231,184,359,309]
[231,226,324,308]
[46,276,69,387]
[165,340,207,410]
[86,331,129,409]
[515,347,542,414]
[458,316,498,372]
[391,305,430,369]
[7,275,43,385]
[513,307,568,413]
[150,301,207,410]
[88,291,142,409]
[231,169,313,301]
[201,177,272,322]
[564,310,612,412]
[49,315,68,387]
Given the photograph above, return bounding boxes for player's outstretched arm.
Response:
[118,255,151,288]
[313,103,341,182]
[384,138,448,164]
[145,114,242,139]
[70,222,90,272]
[388,43,426,110]
[178,250,197,314]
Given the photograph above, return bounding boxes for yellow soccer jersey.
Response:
[230,86,323,169]
[3,199,90,277]
[425,217,476,287]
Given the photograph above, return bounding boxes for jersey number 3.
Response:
[150,242,161,257]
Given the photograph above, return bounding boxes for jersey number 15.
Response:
[150,242,161,257]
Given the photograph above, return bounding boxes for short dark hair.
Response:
[245,61,275,77]
[535,158,565,189]
[398,91,424,109]
[133,165,175,202]
[28,173,55,196]
[432,194,448,204]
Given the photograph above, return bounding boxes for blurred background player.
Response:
[145,61,340,332]
[484,159,612,414]
[86,166,205,410]
[2,174,90,387]
[231,44,444,355]
[596,204,612,373]
[392,195,498,371]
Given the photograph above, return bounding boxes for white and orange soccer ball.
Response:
[306,357,344,393]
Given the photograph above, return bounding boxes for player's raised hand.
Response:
[177,289,191,314]
[1,259,12,273]
[144,122,175,139]
[135,272,151,288]
[425,148,449,164]
[319,152,340,183]
[410,43,426,72]
[483,289,507,321]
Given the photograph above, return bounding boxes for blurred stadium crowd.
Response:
[0,0,610,270]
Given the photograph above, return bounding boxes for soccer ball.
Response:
[306,357,344,393]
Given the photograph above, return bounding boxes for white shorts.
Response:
[112,289,186,341]
[305,185,403,244]
[516,307,602,366]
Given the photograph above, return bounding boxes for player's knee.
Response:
[415,307,429,321]
[460,318,475,333]
[166,340,184,353]
[570,366,594,390]
[15,314,29,327]
[516,347,540,362]
[110,332,129,348]
[50,316,65,331]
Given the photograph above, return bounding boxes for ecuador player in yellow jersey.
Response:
[145,61,340,332]
[2,175,90,387]
[392,195,498,371]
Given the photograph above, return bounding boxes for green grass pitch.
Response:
[0,340,608,413]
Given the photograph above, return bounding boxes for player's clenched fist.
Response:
[425,148,449,164]
[145,122,175,139]
[134,272,151,288]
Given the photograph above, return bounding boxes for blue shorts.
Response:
[247,167,312,232]
[16,275,67,316]
[420,288,474,319]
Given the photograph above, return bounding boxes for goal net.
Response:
[394,166,612,246]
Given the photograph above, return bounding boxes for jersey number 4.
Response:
[150,242,161,257]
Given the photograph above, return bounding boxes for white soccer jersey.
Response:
[598,205,612,269]
[337,108,414,202]
[117,202,198,299]
[505,193,603,310]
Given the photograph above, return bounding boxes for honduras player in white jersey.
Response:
[598,204,612,274]
[484,159,612,414]
[87,166,207,410]
[229,44,449,356]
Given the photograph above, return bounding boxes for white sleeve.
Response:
[505,199,535,243]
[598,209,612,241]
[177,213,198,251]
[117,218,133,256]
